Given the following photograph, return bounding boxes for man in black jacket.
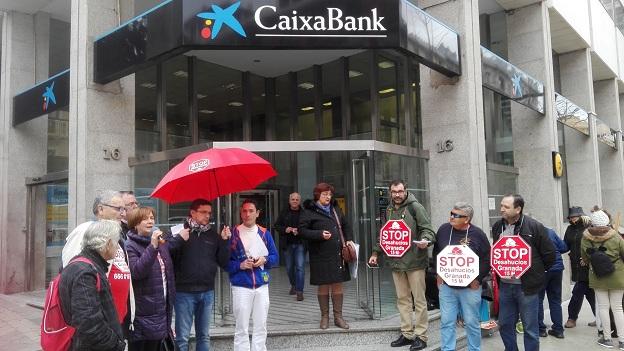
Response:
[170,199,231,351]
[491,194,555,351]
[274,192,306,301]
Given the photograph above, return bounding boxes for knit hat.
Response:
[590,210,610,227]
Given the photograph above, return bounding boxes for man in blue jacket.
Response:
[228,199,279,351]
[538,226,569,339]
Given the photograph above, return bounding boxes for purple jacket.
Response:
[125,230,175,341]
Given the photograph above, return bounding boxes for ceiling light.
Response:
[379,88,395,94]
[197,94,207,99]
[323,102,332,107]
[298,82,315,90]
[173,70,188,78]
[223,83,239,90]
[199,109,215,114]
[141,118,155,122]
[348,70,363,78]
[140,82,156,89]
[378,61,395,69]
[301,106,314,111]
[176,123,188,127]
[228,101,243,107]
[166,102,178,107]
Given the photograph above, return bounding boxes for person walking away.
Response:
[227,199,278,351]
[433,202,491,351]
[299,183,354,330]
[368,180,435,351]
[581,209,624,349]
[538,226,569,339]
[274,192,305,301]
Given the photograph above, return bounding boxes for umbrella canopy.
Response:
[151,147,277,204]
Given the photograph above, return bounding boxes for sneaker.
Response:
[618,341,624,350]
[565,319,577,328]
[390,335,412,347]
[548,329,564,339]
[597,336,614,348]
[516,321,524,334]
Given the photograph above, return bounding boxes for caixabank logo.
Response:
[42,81,56,112]
[196,2,247,39]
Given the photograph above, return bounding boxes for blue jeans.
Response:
[499,282,540,351]
[284,244,305,292]
[538,271,564,333]
[439,284,482,351]
[175,290,214,351]
[568,280,596,320]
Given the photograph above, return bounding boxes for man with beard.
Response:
[368,180,435,351]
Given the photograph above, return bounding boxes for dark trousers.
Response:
[567,280,596,321]
[128,340,165,351]
[538,271,564,333]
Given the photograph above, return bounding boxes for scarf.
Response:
[316,202,331,215]
[186,217,211,232]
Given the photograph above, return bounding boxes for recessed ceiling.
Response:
[494,0,541,10]
[549,7,590,54]
[591,51,617,81]
[187,49,364,78]
[0,0,70,22]
[479,0,504,15]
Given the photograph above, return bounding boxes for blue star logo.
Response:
[511,74,523,98]
[197,2,247,40]
[42,81,56,111]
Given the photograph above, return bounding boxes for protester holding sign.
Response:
[433,202,490,351]
[491,194,555,351]
[368,180,435,351]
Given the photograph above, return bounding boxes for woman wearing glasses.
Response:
[299,183,354,330]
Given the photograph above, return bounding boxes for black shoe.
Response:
[548,330,564,339]
[390,335,412,347]
[539,330,548,337]
[410,337,427,351]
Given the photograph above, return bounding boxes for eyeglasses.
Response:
[390,190,405,195]
[450,212,468,219]
[319,192,333,198]
[102,204,126,213]
[125,201,139,208]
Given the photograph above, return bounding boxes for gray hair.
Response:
[453,202,474,220]
[81,220,121,252]
[92,190,122,215]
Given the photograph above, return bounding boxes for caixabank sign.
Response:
[94,0,460,84]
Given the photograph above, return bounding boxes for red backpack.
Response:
[40,257,101,351]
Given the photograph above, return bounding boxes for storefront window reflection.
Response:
[377,54,404,145]
[196,59,243,142]
[296,68,316,140]
[275,74,292,140]
[349,52,372,139]
[321,59,343,139]
[483,88,514,166]
[164,56,191,148]
[251,74,266,141]
[136,66,160,153]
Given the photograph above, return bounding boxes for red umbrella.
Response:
[150,147,277,204]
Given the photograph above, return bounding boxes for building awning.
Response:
[13,69,69,126]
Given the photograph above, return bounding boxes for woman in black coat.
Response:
[299,182,353,330]
[125,207,176,351]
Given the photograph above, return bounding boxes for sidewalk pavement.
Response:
[0,286,615,351]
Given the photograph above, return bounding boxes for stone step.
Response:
[188,310,469,351]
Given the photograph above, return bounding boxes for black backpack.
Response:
[586,242,618,277]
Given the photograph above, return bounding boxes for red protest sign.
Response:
[380,219,412,257]
[490,236,532,279]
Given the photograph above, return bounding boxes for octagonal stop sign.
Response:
[380,219,412,257]
[490,235,532,279]
[436,245,480,287]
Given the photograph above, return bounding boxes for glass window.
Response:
[483,88,514,166]
[349,52,372,139]
[274,74,292,141]
[377,54,404,145]
[164,56,191,149]
[136,66,160,153]
[251,74,266,141]
[410,62,422,149]
[557,123,570,219]
[47,107,69,173]
[321,59,343,139]
[479,12,508,60]
[196,59,243,143]
[49,19,70,76]
[296,68,316,140]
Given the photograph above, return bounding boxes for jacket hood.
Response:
[390,192,418,210]
[303,198,337,210]
[127,229,152,245]
[583,227,617,242]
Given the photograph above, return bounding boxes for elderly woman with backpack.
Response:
[581,209,624,349]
